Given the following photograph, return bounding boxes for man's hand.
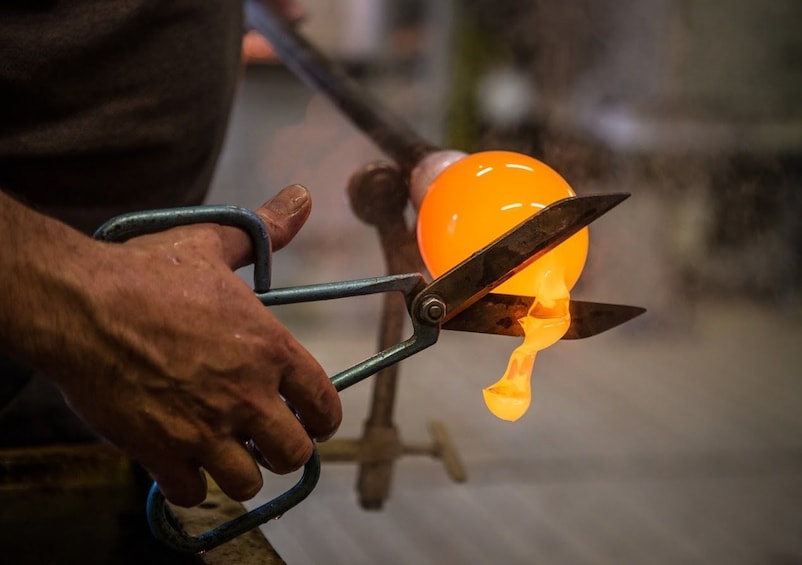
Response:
[0,185,341,507]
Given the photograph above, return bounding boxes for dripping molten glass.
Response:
[416,151,589,421]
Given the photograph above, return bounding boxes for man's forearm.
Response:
[0,189,102,376]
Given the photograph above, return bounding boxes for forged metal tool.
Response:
[94,190,641,553]
[244,0,439,174]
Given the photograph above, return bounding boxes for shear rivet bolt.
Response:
[420,296,446,324]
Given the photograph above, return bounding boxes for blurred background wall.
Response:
[207,1,801,563]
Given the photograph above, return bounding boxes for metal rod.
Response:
[330,323,439,393]
[257,273,423,307]
[245,0,439,173]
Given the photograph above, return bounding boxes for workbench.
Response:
[0,443,284,564]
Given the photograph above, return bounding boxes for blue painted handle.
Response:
[146,450,321,553]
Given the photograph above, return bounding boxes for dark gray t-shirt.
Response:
[0,0,244,444]
[0,0,243,233]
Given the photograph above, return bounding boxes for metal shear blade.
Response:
[425,192,644,340]
[263,193,633,394]
[416,192,631,323]
[443,294,647,339]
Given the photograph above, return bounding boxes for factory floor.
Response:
[206,67,802,565]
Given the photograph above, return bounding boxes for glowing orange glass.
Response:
[416,151,589,421]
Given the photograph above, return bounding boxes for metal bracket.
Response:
[315,162,467,509]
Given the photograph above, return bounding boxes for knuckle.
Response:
[309,386,342,440]
[226,474,263,502]
[274,439,313,475]
[146,463,207,508]
[328,394,344,429]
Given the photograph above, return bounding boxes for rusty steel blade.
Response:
[442,294,646,339]
[419,193,630,324]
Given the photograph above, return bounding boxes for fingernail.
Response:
[268,184,309,216]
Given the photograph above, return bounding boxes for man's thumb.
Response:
[219,184,312,269]
[261,184,312,250]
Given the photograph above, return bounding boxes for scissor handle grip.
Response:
[257,273,438,392]
[147,450,321,553]
[93,206,437,552]
[93,205,273,293]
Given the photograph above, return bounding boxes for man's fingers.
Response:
[247,399,316,474]
[201,440,264,501]
[259,184,312,251]
[148,461,208,508]
[279,344,342,441]
[219,184,312,269]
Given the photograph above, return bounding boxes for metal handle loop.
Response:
[93,205,273,293]
[146,450,321,553]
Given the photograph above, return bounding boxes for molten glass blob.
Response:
[481,255,571,421]
[417,150,588,295]
[416,151,588,421]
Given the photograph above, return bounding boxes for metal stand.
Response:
[315,162,466,509]
[245,1,465,509]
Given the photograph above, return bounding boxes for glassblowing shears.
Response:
[94,191,643,552]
